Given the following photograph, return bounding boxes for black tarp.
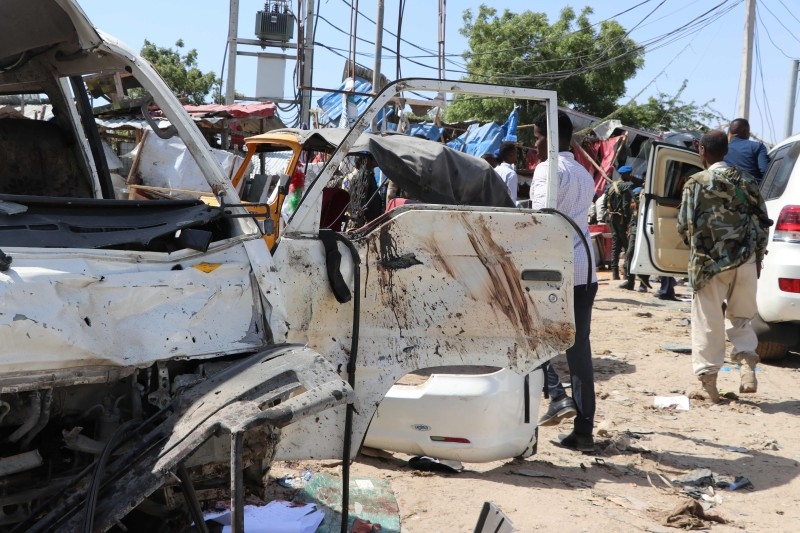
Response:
[352,133,515,208]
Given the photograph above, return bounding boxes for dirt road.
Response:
[272,272,800,532]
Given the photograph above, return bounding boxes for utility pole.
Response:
[737,0,755,119]
[785,59,800,138]
[372,0,384,94]
[438,0,446,79]
[225,0,240,105]
[300,0,315,126]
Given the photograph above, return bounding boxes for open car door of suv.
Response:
[631,142,702,277]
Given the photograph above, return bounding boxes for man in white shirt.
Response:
[531,110,598,453]
[493,142,519,202]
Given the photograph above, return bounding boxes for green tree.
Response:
[140,39,219,105]
[445,6,644,126]
[612,81,723,132]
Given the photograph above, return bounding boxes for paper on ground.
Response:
[204,501,325,533]
[653,395,690,411]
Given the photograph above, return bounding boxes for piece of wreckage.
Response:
[0,1,581,531]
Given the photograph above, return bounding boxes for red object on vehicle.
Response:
[778,278,800,293]
[774,205,800,242]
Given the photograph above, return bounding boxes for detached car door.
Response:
[631,142,702,277]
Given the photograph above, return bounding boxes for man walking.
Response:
[677,130,772,402]
[531,111,598,452]
[724,118,769,185]
[494,142,519,203]
[604,166,633,280]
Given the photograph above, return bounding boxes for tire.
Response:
[756,340,789,361]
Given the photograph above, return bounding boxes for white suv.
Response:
[630,139,800,360]
[752,134,800,359]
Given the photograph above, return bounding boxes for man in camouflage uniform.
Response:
[604,165,633,280]
[677,130,772,402]
[620,183,651,291]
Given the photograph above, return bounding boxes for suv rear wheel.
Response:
[756,340,790,361]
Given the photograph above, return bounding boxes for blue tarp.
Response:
[446,121,504,158]
[316,77,391,130]
[407,122,444,141]
[502,106,519,142]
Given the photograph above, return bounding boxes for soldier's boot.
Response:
[618,275,635,290]
[612,268,620,281]
[733,351,759,393]
[687,373,720,403]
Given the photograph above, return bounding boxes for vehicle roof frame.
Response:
[284,78,560,236]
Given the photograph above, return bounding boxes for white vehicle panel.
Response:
[364,368,544,462]
[0,240,267,379]
[274,205,575,460]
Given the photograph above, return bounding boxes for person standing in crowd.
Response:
[481,152,499,168]
[531,111,598,452]
[619,184,651,292]
[494,142,519,203]
[604,166,633,280]
[724,118,769,185]
[655,276,678,301]
[677,130,772,402]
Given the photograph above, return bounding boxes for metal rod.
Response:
[230,432,244,533]
[177,463,209,533]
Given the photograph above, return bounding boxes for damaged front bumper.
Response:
[21,345,352,533]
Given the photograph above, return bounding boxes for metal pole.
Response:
[438,0,446,79]
[373,0,384,94]
[301,0,315,126]
[785,59,799,139]
[737,0,755,119]
[225,0,239,105]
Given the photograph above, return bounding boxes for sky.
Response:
[77,0,800,145]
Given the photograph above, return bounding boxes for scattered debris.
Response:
[407,456,463,473]
[664,344,692,354]
[510,469,555,479]
[654,395,691,411]
[662,499,728,529]
[722,445,749,454]
[635,311,653,318]
[351,517,383,532]
[728,476,753,491]
[278,469,314,489]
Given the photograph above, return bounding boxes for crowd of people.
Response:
[494,111,773,452]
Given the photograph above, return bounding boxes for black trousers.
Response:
[609,216,628,272]
[545,282,598,436]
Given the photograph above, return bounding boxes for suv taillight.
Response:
[779,278,800,293]
[773,205,800,242]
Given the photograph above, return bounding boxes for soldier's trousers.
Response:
[692,257,759,375]
[609,216,628,274]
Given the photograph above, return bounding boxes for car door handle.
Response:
[521,269,562,282]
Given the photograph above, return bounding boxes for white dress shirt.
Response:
[494,161,518,202]
[531,151,597,286]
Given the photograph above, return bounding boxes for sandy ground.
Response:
[271,271,800,532]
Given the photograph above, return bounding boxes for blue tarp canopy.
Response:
[407,122,443,141]
[316,77,392,130]
[447,122,504,157]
